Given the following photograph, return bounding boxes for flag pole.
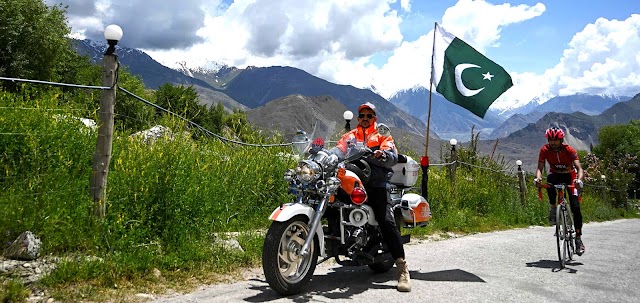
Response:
[421,21,438,201]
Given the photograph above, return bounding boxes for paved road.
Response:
[152,219,640,303]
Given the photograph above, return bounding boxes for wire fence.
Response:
[1,75,631,202]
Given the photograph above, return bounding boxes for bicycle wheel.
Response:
[566,209,576,260]
[555,205,568,268]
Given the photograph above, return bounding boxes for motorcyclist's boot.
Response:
[396,258,411,292]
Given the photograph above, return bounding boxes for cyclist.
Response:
[534,127,586,255]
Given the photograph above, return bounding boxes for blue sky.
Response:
[397,0,639,74]
[476,1,639,74]
[49,0,640,110]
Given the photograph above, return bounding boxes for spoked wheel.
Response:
[556,205,569,268]
[262,215,318,295]
[566,211,576,261]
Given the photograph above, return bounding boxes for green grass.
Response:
[1,91,638,302]
[0,280,30,303]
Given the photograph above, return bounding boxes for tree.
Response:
[113,67,157,132]
[591,120,640,206]
[155,84,201,118]
[154,84,217,133]
[0,0,84,84]
[224,109,252,140]
[200,102,225,134]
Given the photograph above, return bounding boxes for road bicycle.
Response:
[537,182,580,269]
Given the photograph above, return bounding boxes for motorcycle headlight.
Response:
[311,151,339,174]
[296,160,321,183]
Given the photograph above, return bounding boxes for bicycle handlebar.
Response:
[535,181,582,202]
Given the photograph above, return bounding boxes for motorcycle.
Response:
[262,128,431,295]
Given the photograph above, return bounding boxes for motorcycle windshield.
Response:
[291,131,310,156]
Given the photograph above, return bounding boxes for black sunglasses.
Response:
[358,113,375,119]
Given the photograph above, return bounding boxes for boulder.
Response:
[3,231,41,260]
[131,125,174,143]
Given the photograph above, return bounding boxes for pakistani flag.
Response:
[432,23,513,118]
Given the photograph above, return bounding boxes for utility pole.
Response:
[90,25,122,219]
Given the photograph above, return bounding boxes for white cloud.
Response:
[492,14,640,111]
[550,15,640,97]
[364,0,546,99]
[51,0,640,109]
[440,0,545,50]
[400,0,411,12]
[147,0,404,73]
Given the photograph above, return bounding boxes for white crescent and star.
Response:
[454,64,494,97]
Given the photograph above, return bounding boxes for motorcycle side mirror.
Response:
[292,130,310,155]
[377,123,391,137]
[346,138,356,148]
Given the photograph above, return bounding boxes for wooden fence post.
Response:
[449,139,457,192]
[516,160,526,206]
[90,25,122,219]
[601,175,606,203]
[90,54,118,219]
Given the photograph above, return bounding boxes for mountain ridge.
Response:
[477,93,640,172]
[71,39,640,167]
[71,39,434,150]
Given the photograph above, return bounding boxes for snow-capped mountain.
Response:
[174,60,227,78]
[493,94,548,117]
[388,84,634,142]
[73,38,637,144]
[388,86,506,141]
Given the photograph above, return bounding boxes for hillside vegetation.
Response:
[2,87,638,302]
[1,1,639,302]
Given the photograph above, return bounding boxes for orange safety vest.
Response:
[334,123,397,154]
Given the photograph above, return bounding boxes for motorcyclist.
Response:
[328,102,411,292]
[534,126,586,255]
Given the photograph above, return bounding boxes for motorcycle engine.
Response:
[346,226,367,248]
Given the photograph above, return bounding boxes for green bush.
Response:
[0,279,30,303]
[0,89,97,251]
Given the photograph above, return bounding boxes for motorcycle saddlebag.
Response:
[400,193,432,227]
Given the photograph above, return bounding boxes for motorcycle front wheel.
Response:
[262,215,319,295]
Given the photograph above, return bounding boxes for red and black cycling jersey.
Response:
[538,143,579,174]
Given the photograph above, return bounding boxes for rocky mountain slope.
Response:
[477,93,640,172]
[246,95,443,160]
[71,39,640,169]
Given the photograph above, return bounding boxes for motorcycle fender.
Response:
[268,203,327,258]
[269,203,314,221]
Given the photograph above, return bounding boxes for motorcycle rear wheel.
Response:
[369,210,403,273]
[262,215,319,295]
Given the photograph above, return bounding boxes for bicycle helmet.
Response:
[545,127,565,139]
